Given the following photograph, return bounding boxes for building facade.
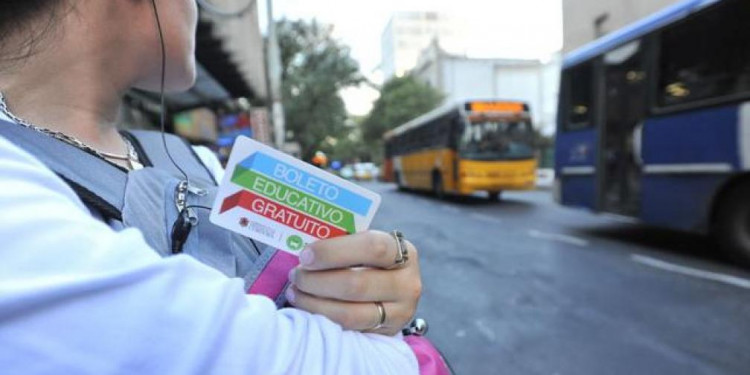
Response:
[563,0,684,53]
[380,12,466,80]
[413,41,561,135]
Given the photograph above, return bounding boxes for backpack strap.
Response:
[404,336,455,375]
[0,120,126,221]
[124,130,218,187]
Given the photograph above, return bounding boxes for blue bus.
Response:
[555,0,750,263]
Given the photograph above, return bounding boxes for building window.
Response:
[658,0,750,108]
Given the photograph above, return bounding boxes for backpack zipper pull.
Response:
[187,185,207,197]
[172,180,200,254]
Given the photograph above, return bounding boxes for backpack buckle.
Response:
[171,207,197,254]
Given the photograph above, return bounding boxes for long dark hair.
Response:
[0,0,64,63]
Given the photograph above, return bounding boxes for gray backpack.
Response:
[0,121,287,304]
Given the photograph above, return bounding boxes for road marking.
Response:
[528,229,589,247]
[631,255,750,289]
[473,320,496,342]
[601,213,640,224]
[470,213,502,224]
[439,205,461,214]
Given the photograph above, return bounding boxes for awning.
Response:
[195,17,257,101]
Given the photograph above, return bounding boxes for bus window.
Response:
[459,118,534,161]
[658,0,750,108]
[565,61,595,131]
[449,116,465,150]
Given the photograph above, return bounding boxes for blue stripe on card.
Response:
[239,152,372,216]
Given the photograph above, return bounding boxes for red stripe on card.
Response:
[220,190,348,239]
[220,191,245,213]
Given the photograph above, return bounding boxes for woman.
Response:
[0,1,437,374]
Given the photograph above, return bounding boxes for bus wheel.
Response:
[488,191,502,202]
[432,173,445,200]
[714,182,750,266]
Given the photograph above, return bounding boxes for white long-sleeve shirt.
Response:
[0,131,419,374]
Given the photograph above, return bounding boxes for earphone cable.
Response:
[151,1,261,258]
[150,0,191,185]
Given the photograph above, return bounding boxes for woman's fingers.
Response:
[300,230,415,271]
[285,286,409,336]
[290,267,417,303]
[288,230,423,335]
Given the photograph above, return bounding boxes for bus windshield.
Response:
[459,118,535,161]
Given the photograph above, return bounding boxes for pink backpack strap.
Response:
[245,249,299,305]
[404,336,453,375]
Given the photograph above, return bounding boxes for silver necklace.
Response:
[0,92,143,170]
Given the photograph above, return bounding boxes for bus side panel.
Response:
[441,149,459,193]
[640,106,740,232]
[381,158,394,182]
[398,152,427,190]
[641,175,732,232]
[400,149,456,191]
[555,129,598,210]
[642,106,741,167]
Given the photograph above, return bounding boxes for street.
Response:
[363,182,750,375]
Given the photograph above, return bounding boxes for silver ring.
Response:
[388,230,409,269]
[368,301,387,331]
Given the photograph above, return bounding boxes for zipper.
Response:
[175,180,189,212]
[175,181,207,212]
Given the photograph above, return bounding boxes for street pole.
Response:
[266,0,286,150]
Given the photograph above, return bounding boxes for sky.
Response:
[257,0,564,115]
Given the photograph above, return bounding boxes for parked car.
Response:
[339,165,354,180]
[353,163,379,181]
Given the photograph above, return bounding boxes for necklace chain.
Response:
[0,93,142,170]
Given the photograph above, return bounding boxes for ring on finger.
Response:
[387,230,409,269]
[367,301,387,331]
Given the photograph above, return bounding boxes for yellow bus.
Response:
[383,100,537,200]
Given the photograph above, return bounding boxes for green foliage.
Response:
[532,129,555,168]
[362,75,444,144]
[277,19,363,160]
[326,125,371,163]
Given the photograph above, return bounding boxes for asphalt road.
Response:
[362,181,750,375]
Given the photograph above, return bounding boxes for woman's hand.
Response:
[286,230,422,336]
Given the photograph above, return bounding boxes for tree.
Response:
[277,19,362,160]
[362,75,444,144]
[326,123,371,164]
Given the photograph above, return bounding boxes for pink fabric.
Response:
[247,250,299,300]
[404,336,452,375]
[247,251,451,375]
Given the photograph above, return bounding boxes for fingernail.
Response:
[300,247,314,266]
[288,268,297,284]
[285,287,296,304]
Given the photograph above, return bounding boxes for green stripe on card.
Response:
[232,167,355,233]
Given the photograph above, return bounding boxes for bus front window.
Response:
[459,119,535,161]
